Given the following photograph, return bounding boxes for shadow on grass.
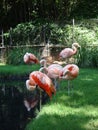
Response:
[26,112,98,130]
[54,88,98,108]
[55,68,98,108]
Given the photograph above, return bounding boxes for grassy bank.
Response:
[0,65,98,130]
[25,68,98,130]
[0,64,40,75]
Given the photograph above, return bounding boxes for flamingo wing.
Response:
[62,64,79,80]
[47,64,63,78]
[48,64,62,69]
[29,53,39,63]
[24,52,39,64]
[30,71,56,98]
[59,48,74,59]
[47,67,62,79]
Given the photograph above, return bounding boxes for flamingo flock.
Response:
[23,43,80,111]
[39,59,63,89]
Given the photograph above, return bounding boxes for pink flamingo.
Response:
[59,43,81,63]
[26,71,56,98]
[59,64,79,95]
[26,71,56,111]
[40,59,63,89]
[23,52,39,64]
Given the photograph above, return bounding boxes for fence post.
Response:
[9,27,13,46]
[72,18,75,43]
[1,29,4,47]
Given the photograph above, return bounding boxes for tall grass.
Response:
[25,68,98,130]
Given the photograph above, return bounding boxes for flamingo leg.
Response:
[52,78,59,90]
[68,80,70,95]
[54,79,58,90]
[68,80,74,95]
[56,79,60,90]
[66,58,69,64]
[71,81,74,95]
[36,85,42,111]
[39,89,42,111]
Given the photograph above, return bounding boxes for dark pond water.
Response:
[0,81,49,130]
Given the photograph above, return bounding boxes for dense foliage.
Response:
[0,0,98,31]
[4,19,98,46]
[0,1,98,67]
[4,19,98,68]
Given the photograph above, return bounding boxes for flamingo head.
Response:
[26,79,36,91]
[40,59,47,67]
[23,52,30,63]
[72,43,81,49]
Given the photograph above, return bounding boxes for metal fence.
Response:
[0,44,65,64]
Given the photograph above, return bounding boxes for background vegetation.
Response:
[0,0,98,31]
[0,1,98,68]
[3,20,98,68]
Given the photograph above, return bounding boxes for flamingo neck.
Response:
[40,59,47,67]
[72,46,77,55]
[39,59,48,73]
[44,60,47,68]
[42,59,48,73]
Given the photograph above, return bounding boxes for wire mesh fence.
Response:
[0,44,65,64]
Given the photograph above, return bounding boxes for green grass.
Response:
[25,68,98,130]
[0,64,40,75]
